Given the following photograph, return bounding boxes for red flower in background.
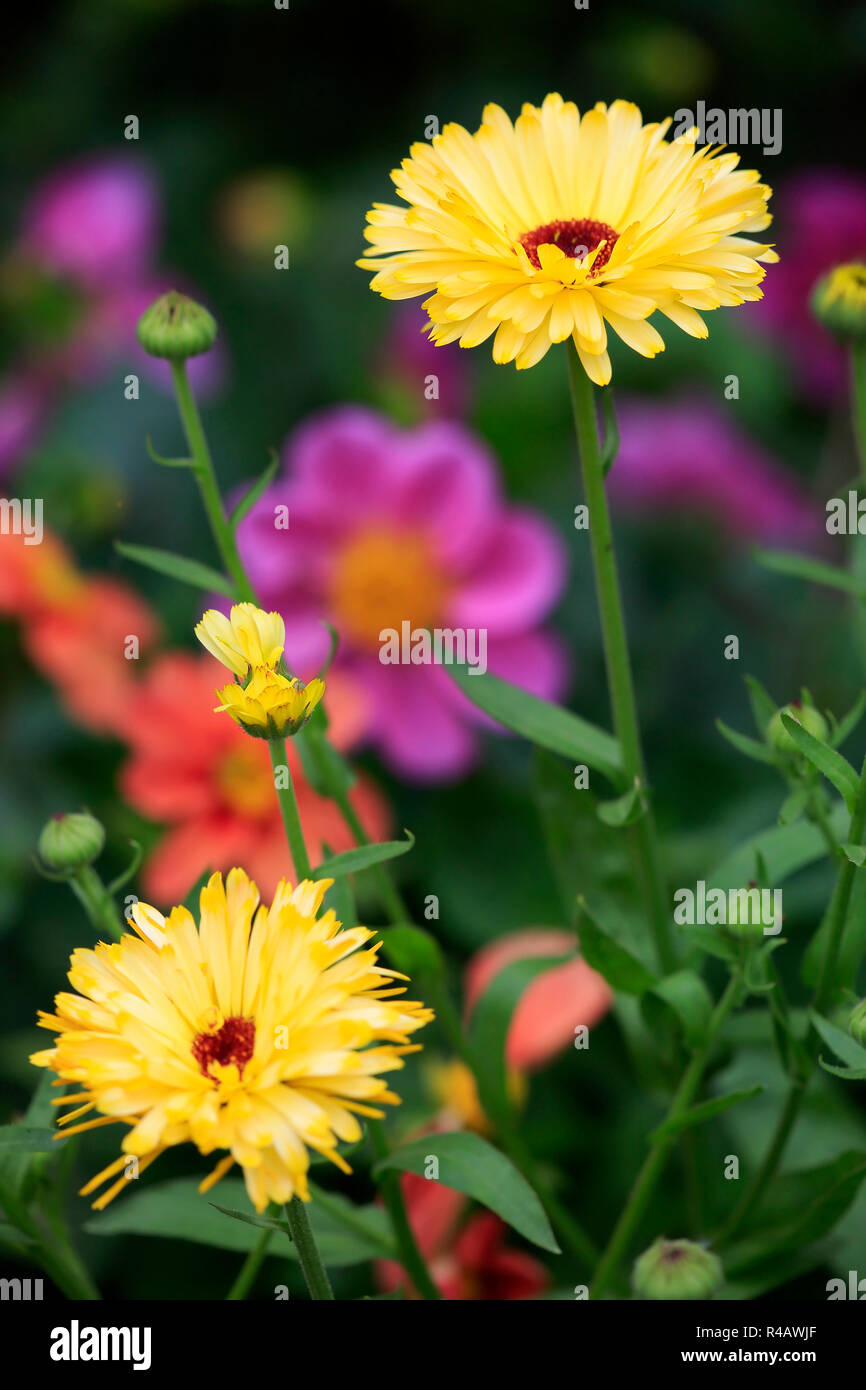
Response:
[376,1173,549,1300]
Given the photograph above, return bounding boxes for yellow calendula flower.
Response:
[216,667,325,739]
[195,602,286,679]
[31,869,433,1212]
[358,94,777,384]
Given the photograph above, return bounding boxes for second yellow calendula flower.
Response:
[216,666,325,739]
[195,602,286,679]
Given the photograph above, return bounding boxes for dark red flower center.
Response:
[520,218,619,275]
[192,1016,256,1079]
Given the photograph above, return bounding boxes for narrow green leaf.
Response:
[754,547,866,595]
[597,778,646,827]
[229,449,280,529]
[831,690,866,749]
[312,831,414,880]
[716,719,775,764]
[0,1127,61,1153]
[374,1131,560,1254]
[115,541,234,596]
[810,1012,866,1069]
[781,714,859,811]
[576,897,657,994]
[841,842,866,866]
[450,666,623,785]
[145,434,195,469]
[651,1086,764,1143]
[744,675,778,737]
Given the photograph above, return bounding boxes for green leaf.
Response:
[744,675,778,737]
[576,897,657,994]
[469,954,570,1131]
[810,1011,866,1071]
[374,1131,559,1254]
[830,690,866,749]
[145,434,194,469]
[650,1086,764,1143]
[377,924,445,978]
[778,787,808,826]
[842,842,866,866]
[449,666,623,786]
[597,779,646,827]
[213,1183,396,1260]
[716,719,775,764]
[641,970,715,1051]
[87,1177,392,1265]
[312,831,414,880]
[781,713,859,811]
[0,1127,60,1153]
[115,541,234,596]
[229,449,279,529]
[708,807,849,894]
[754,547,866,596]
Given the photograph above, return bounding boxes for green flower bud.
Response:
[766,702,829,757]
[811,263,866,343]
[849,998,866,1047]
[37,811,105,876]
[136,290,217,360]
[632,1237,723,1301]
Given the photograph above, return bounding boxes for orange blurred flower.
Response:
[118,651,389,902]
[0,528,159,733]
[464,928,612,1070]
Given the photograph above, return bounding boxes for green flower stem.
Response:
[566,344,675,973]
[368,1119,442,1300]
[169,361,256,602]
[718,751,866,1242]
[591,970,742,1299]
[851,342,866,479]
[68,865,125,941]
[226,1223,273,1300]
[269,738,312,880]
[284,1197,335,1300]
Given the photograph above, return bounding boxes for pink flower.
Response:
[464,928,613,1070]
[21,156,159,289]
[0,370,51,479]
[608,397,821,547]
[755,170,866,400]
[236,406,568,781]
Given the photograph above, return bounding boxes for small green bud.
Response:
[136,290,217,360]
[766,702,829,757]
[849,999,866,1047]
[37,811,105,876]
[632,1237,723,1301]
[811,263,866,343]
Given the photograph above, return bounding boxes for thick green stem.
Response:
[269,738,312,880]
[591,971,742,1298]
[566,344,674,973]
[169,361,255,601]
[369,1119,441,1300]
[284,1198,334,1300]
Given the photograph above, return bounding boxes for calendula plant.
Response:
[6,94,866,1304]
